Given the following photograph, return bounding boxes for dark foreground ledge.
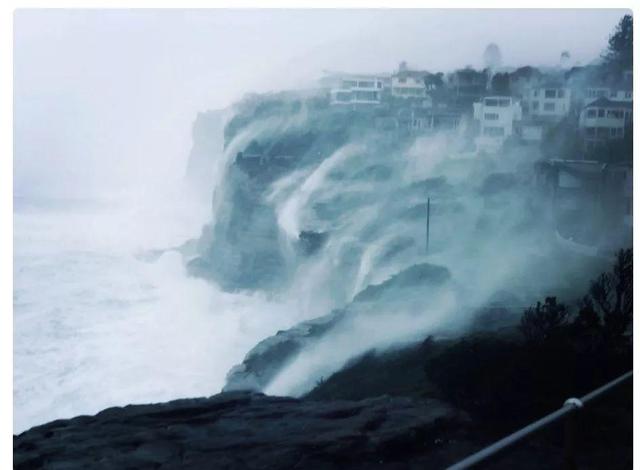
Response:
[14,392,470,469]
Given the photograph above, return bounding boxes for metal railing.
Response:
[447,370,633,470]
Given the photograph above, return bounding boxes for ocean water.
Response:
[12,190,296,434]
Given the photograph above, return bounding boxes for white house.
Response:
[583,86,632,105]
[609,86,633,103]
[391,72,427,99]
[584,86,612,105]
[524,85,571,120]
[578,97,632,149]
[328,74,387,105]
[473,96,522,152]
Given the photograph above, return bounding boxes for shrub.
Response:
[520,297,569,344]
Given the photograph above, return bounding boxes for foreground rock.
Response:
[14,392,471,470]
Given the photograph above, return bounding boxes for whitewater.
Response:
[12,187,303,434]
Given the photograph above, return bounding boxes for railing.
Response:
[446,370,633,470]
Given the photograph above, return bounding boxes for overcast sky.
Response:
[14,9,628,199]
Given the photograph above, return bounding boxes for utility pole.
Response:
[426,197,430,255]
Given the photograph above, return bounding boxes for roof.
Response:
[584,97,633,109]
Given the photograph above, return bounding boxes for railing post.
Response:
[563,398,583,470]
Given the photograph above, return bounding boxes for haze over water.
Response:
[13,9,628,433]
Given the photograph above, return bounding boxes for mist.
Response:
[13,8,630,434]
[15,9,624,199]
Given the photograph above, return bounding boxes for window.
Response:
[533,90,539,97]
[558,89,565,98]
[354,90,378,101]
[377,82,382,89]
[625,92,632,98]
[596,127,609,138]
[586,127,596,137]
[544,102,556,112]
[545,89,557,98]
[484,113,499,120]
[597,109,605,118]
[335,91,351,102]
[588,89,608,98]
[358,81,375,88]
[484,126,505,137]
[485,98,498,107]
[498,98,511,107]
[607,109,623,119]
[342,80,357,88]
[532,101,539,111]
[586,109,597,118]
[610,127,623,137]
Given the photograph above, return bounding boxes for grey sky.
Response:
[14,9,628,198]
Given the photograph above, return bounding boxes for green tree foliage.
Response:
[604,14,633,72]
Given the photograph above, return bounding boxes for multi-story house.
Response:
[609,83,633,103]
[578,97,632,149]
[523,84,571,120]
[473,96,522,152]
[325,73,389,105]
[391,71,427,99]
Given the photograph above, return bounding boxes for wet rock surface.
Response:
[14,392,470,470]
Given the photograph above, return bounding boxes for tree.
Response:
[583,249,633,341]
[603,14,633,72]
[490,72,510,95]
[520,297,569,344]
[483,43,502,70]
[424,72,444,89]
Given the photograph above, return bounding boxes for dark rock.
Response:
[353,263,450,302]
[223,310,346,392]
[14,392,468,470]
[298,230,329,256]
